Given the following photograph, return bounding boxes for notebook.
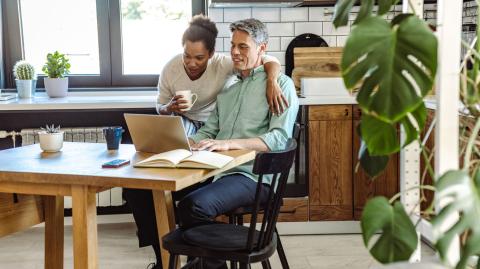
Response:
[133,149,233,169]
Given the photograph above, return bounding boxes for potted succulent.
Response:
[42,51,71,98]
[13,60,36,98]
[38,124,64,152]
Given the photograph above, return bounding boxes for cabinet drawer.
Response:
[309,105,353,121]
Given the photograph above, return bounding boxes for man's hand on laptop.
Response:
[190,139,230,152]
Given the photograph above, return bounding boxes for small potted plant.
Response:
[13,60,36,98]
[38,124,64,152]
[42,51,71,98]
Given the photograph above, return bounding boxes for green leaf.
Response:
[354,0,373,25]
[360,114,399,155]
[378,0,399,15]
[358,138,390,178]
[333,0,356,28]
[430,170,480,268]
[361,197,418,263]
[343,15,437,123]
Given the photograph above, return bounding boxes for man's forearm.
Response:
[228,137,269,152]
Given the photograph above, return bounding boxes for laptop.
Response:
[124,114,190,153]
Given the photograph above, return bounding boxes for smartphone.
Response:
[102,159,130,168]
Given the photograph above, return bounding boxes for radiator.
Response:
[20,127,124,209]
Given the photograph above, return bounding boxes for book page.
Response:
[180,150,234,169]
[135,149,192,166]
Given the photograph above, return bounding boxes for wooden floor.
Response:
[0,221,435,269]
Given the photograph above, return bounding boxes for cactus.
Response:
[13,60,36,80]
[40,124,62,134]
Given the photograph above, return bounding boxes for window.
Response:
[3,0,205,89]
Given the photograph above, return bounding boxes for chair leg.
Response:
[231,260,238,269]
[261,260,272,269]
[239,263,248,269]
[275,228,290,269]
[168,254,177,269]
[237,215,244,225]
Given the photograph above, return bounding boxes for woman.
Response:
[124,15,288,269]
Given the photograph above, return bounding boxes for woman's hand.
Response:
[164,95,189,114]
[191,139,230,152]
[266,79,289,116]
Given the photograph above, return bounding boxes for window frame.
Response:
[2,0,206,89]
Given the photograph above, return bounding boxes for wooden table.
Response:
[0,142,255,269]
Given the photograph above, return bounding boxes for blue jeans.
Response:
[177,174,270,269]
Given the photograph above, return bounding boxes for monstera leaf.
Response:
[343,15,437,123]
[361,197,418,263]
[431,170,480,269]
[333,0,399,27]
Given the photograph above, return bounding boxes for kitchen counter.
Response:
[0,92,359,111]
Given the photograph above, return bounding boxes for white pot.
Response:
[44,77,68,98]
[38,131,64,152]
[15,79,36,98]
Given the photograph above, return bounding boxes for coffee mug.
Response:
[103,126,124,150]
[176,90,198,111]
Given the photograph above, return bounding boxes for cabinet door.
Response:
[352,106,399,220]
[309,105,353,221]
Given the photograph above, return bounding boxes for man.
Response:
[177,18,299,269]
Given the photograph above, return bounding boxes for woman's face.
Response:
[182,40,213,79]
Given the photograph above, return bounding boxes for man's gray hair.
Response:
[229,19,269,45]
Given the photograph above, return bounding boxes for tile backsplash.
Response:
[210,2,474,73]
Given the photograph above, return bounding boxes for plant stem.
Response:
[389,185,436,204]
[463,117,480,171]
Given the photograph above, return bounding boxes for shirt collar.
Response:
[235,65,265,80]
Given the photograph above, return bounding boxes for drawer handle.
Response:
[345,109,349,116]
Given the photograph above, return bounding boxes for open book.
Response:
[134,149,234,169]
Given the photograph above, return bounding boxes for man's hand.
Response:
[163,95,189,114]
[266,79,289,116]
[191,139,230,152]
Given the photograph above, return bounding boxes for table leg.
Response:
[72,186,98,269]
[44,195,64,269]
[152,190,178,269]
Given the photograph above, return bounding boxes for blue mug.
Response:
[103,126,123,150]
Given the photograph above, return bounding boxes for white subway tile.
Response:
[223,38,231,53]
[337,36,348,47]
[223,8,252,22]
[266,51,286,66]
[252,8,280,22]
[266,23,294,36]
[208,8,224,23]
[322,36,336,47]
[323,22,350,35]
[215,37,224,52]
[280,36,295,51]
[295,22,323,36]
[267,37,280,51]
[309,7,326,21]
[281,7,308,22]
[217,23,231,38]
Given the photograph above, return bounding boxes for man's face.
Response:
[230,30,266,71]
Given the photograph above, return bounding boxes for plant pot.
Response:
[38,131,64,152]
[15,79,36,98]
[44,77,68,98]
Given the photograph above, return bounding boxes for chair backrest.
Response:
[246,139,297,251]
[293,122,301,142]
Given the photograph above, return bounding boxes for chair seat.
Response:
[182,224,260,251]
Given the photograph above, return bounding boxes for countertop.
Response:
[0,92,359,111]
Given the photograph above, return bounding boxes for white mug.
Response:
[176,90,198,111]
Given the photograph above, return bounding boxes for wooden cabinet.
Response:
[308,105,353,220]
[308,104,399,221]
[352,105,399,220]
[0,193,44,237]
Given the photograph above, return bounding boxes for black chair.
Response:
[226,123,301,269]
[162,139,297,269]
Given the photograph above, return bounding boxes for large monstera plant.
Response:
[334,0,480,268]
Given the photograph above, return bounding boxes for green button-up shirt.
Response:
[190,65,299,185]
